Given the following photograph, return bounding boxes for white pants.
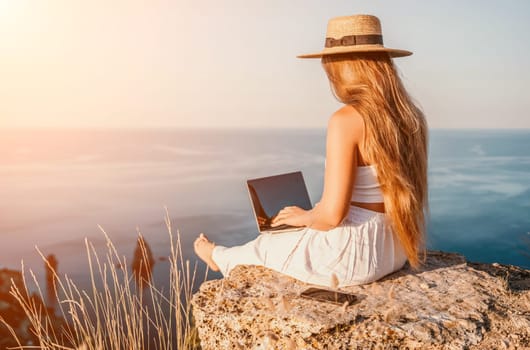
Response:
[212,206,408,287]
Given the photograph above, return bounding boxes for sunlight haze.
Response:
[1,0,529,129]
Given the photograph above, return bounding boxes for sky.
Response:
[1,0,529,129]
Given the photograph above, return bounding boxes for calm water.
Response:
[0,128,529,291]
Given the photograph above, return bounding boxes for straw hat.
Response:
[297,14,412,59]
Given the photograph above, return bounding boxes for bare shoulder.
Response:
[327,105,364,143]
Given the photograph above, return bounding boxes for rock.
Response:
[191,251,530,349]
[0,268,38,348]
[0,268,68,348]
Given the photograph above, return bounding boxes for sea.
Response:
[0,128,529,292]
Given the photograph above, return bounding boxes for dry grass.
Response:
[4,209,205,349]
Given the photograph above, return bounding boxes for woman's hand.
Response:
[271,206,311,228]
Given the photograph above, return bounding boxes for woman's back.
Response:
[321,50,428,268]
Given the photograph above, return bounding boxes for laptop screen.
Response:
[247,171,312,230]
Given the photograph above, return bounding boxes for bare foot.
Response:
[194,233,220,271]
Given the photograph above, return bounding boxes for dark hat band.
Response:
[325,34,383,48]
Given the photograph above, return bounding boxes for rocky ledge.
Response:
[191,251,530,349]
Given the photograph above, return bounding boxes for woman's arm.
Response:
[272,106,364,230]
[309,106,363,229]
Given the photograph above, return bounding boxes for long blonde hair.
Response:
[322,52,428,268]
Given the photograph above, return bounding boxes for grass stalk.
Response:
[6,210,204,349]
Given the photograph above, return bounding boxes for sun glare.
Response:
[0,0,19,18]
[0,0,30,32]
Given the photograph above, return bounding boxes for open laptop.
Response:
[247,171,313,234]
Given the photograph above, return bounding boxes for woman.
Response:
[194,14,428,287]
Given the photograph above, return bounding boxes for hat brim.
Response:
[297,46,412,59]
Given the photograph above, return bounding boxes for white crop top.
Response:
[350,165,384,203]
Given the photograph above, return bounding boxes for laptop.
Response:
[247,171,313,234]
